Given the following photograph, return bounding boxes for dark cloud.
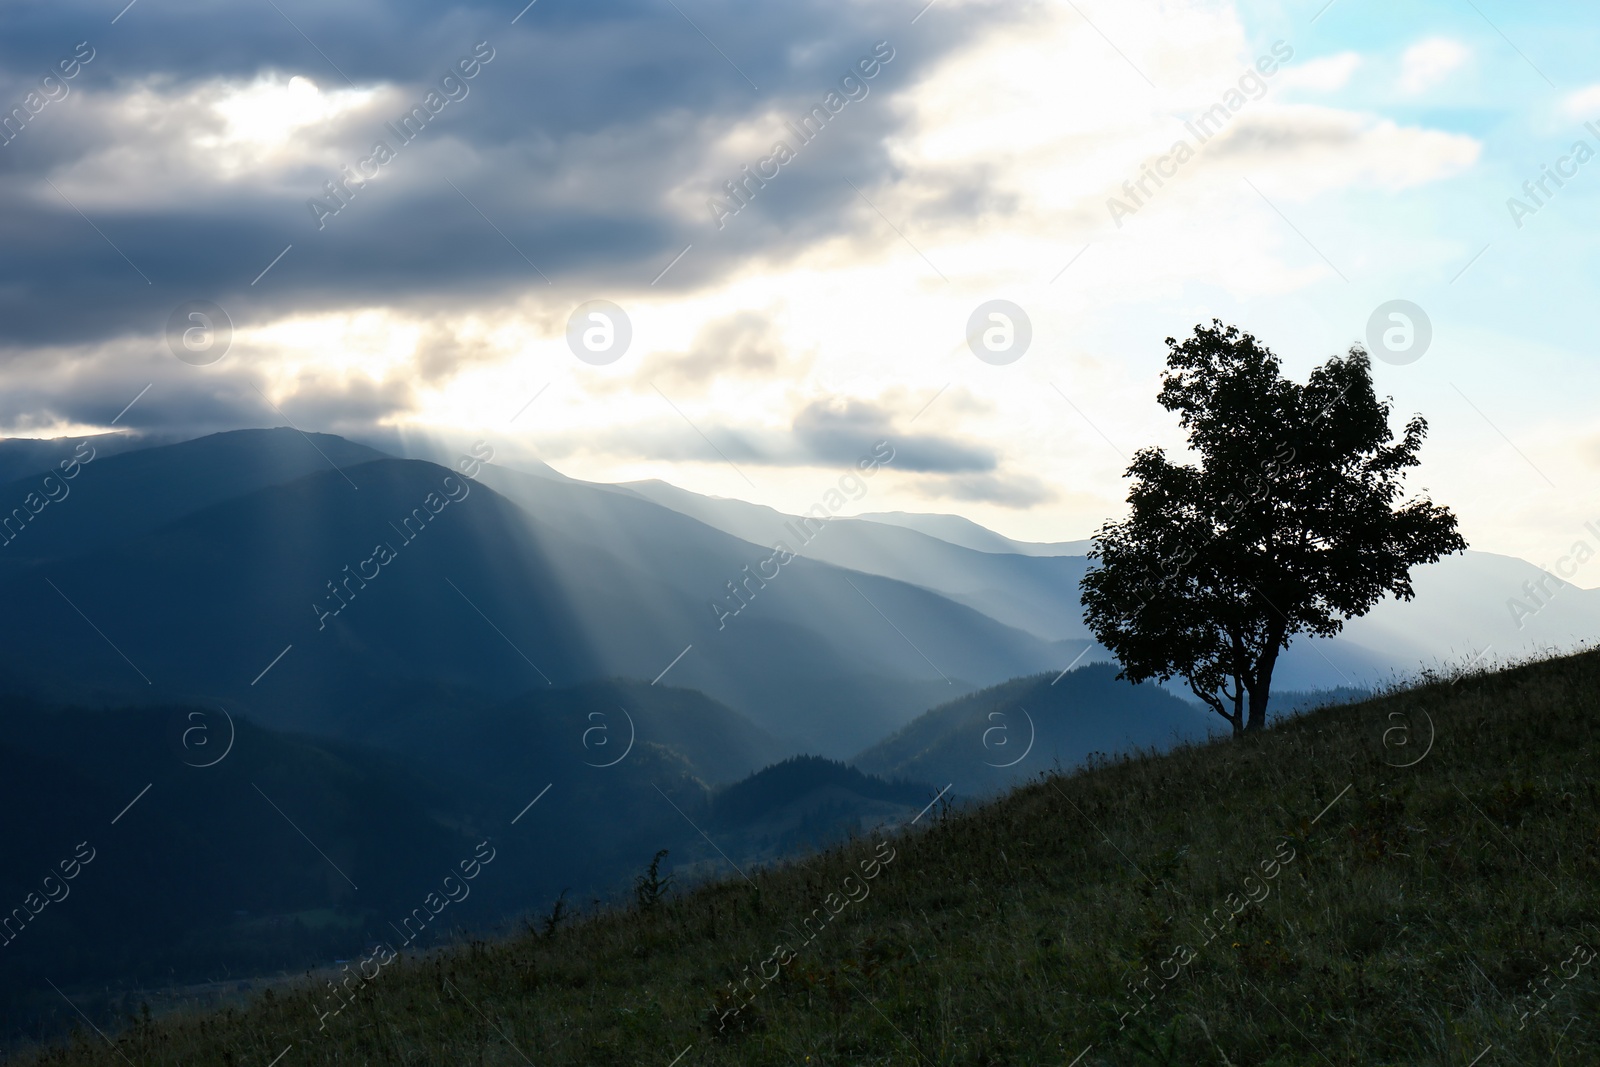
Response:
[921,471,1058,507]
[0,0,1023,362]
[528,394,1001,476]
[792,398,996,473]
[0,351,270,434]
[0,338,415,438]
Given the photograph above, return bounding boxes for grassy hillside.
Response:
[21,649,1600,1065]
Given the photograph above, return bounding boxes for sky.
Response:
[0,0,1595,571]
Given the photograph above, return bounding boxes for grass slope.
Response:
[22,649,1600,1065]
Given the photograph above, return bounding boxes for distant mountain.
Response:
[853,665,1219,796]
[0,428,387,567]
[699,755,940,866]
[616,476,1096,643]
[0,432,1061,757]
[0,456,611,721]
[473,461,1061,753]
[710,754,932,827]
[854,510,1090,556]
[631,473,1600,690]
[1337,548,1600,672]
[1197,550,1600,693]
[0,431,166,485]
[363,679,788,790]
[1224,630,1414,694]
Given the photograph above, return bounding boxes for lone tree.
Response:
[1079,321,1466,736]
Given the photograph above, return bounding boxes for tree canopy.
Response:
[1079,321,1466,735]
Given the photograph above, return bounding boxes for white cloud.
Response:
[1277,52,1362,93]
[1563,84,1600,120]
[1209,108,1481,197]
[1399,38,1470,94]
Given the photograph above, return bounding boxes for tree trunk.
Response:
[1245,685,1269,732]
[1245,650,1279,731]
[1245,621,1286,732]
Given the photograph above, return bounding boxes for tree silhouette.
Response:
[1080,321,1466,735]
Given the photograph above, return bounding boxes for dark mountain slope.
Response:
[709,754,932,827]
[362,678,788,791]
[0,431,166,485]
[0,458,616,726]
[853,664,1219,795]
[0,702,480,1040]
[0,428,387,567]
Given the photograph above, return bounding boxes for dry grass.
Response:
[23,649,1600,1065]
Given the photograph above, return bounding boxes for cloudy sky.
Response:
[1,0,1594,567]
